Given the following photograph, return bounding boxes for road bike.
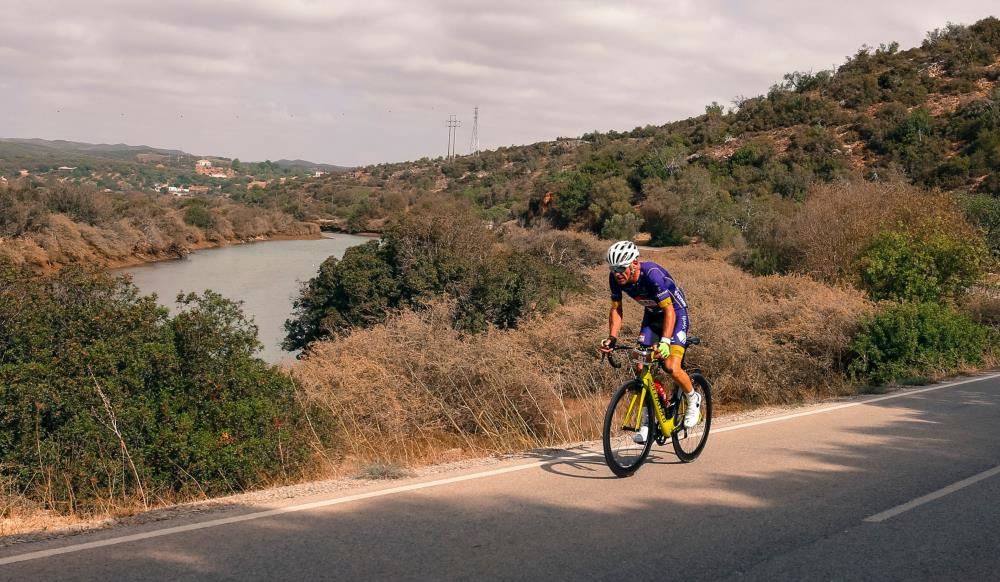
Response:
[600,337,712,477]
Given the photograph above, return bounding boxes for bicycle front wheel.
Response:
[672,373,712,462]
[602,380,655,477]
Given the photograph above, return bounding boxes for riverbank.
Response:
[0,220,324,273]
[103,230,326,271]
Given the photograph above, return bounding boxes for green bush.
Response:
[0,264,317,512]
[962,193,1000,256]
[600,213,643,241]
[183,201,215,228]
[284,208,588,350]
[849,302,993,385]
[549,171,593,228]
[283,241,400,349]
[858,229,985,302]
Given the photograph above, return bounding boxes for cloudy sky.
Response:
[1,1,996,166]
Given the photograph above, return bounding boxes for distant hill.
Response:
[0,138,188,157]
[273,159,352,172]
[0,138,347,172]
[0,138,349,195]
[0,138,190,163]
[0,138,198,171]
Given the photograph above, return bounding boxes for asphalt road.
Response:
[2,373,999,581]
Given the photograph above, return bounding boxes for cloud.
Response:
[1,1,997,165]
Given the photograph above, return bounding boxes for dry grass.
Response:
[291,245,873,468]
[0,478,152,539]
[1,509,115,539]
[0,204,319,271]
[783,181,980,283]
[962,278,1000,325]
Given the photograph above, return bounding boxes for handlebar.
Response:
[600,336,700,370]
[601,343,653,370]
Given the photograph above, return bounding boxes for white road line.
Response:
[864,465,1000,523]
[2,371,998,566]
[714,373,1000,435]
[0,461,545,566]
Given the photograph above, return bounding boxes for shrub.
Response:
[183,202,215,229]
[0,264,318,513]
[858,229,985,302]
[962,293,1000,326]
[284,241,400,350]
[498,225,604,271]
[600,213,643,241]
[588,176,634,234]
[453,250,585,333]
[639,178,686,245]
[849,302,993,385]
[549,171,593,228]
[777,181,985,284]
[962,193,1000,257]
[285,208,591,350]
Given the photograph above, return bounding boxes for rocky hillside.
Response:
[244,18,999,254]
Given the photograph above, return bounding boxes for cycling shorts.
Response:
[637,309,689,358]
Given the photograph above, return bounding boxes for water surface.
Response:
[121,234,370,363]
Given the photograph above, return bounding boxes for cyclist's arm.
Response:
[609,301,624,339]
[660,299,675,344]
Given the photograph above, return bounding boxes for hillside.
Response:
[241,18,1000,255]
[0,138,187,159]
[0,138,347,194]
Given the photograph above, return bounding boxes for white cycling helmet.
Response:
[606,240,639,270]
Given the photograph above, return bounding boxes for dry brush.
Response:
[291,246,873,468]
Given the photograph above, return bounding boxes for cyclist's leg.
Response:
[632,311,664,444]
[665,310,693,393]
[637,310,664,348]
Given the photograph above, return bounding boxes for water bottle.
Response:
[654,379,668,404]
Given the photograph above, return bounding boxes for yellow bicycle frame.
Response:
[622,361,681,436]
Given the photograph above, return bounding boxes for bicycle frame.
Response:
[620,353,681,437]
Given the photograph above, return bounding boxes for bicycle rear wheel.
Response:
[603,380,656,477]
[671,373,712,462]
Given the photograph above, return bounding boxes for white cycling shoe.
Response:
[632,425,649,444]
[683,391,702,428]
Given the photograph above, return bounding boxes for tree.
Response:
[600,213,643,241]
[589,176,634,235]
[283,241,400,350]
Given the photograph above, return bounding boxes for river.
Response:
[120,233,371,363]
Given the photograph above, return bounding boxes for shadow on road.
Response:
[3,379,999,581]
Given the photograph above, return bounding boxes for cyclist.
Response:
[598,240,700,441]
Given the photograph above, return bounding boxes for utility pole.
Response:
[446,114,461,160]
[469,106,479,156]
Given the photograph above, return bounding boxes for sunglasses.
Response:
[611,264,629,274]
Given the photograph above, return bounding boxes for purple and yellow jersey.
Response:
[609,261,687,314]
